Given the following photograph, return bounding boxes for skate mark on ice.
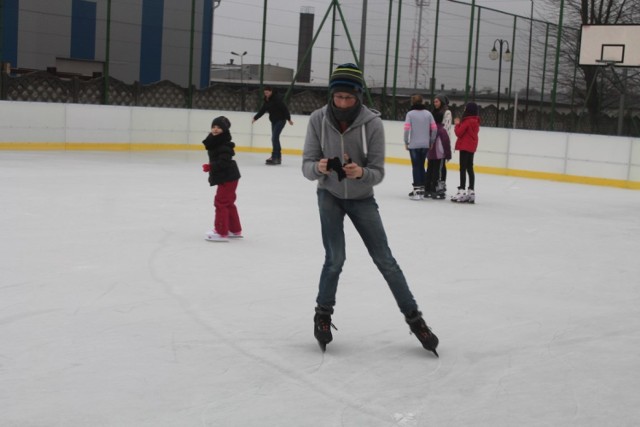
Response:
[0,309,61,326]
[147,232,401,425]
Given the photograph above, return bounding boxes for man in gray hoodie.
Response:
[302,63,439,356]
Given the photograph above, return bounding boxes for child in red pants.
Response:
[202,116,242,242]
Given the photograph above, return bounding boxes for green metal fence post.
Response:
[259,0,267,91]
[103,0,112,105]
[383,0,393,117]
[429,0,440,104]
[538,23,549,129]
[329,1,336,79]
[334,1,374,105]
[464,0,476,104]
[472,8,481,101]
[525,1,533,117]
[187,0,195,108]
[549,0,564,130]
[507,15,517,122]
[392,0,402,119]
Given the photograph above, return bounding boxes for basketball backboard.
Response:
[579,24,640,67]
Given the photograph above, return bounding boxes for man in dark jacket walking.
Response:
[252,86,294,165]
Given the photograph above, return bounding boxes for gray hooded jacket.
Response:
[302,104,385,200]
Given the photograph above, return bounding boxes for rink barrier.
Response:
[1,101,639,189]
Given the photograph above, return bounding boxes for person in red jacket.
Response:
[451,102,480,203]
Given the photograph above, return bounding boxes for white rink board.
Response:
[0,101,638,186]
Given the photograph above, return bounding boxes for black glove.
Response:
[326,157,346,181]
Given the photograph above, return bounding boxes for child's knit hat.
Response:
[329,63,364,94]
[211,116,231,132]
[464,102,479,116]
[435,94,449,106]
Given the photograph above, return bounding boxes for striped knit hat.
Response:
[329,63,364,93]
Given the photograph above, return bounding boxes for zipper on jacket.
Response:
[340,133,348,199]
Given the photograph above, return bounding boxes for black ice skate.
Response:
[405,311,439,357]
[431,181,447,199]
[265,157,282,165]
[314,306,336,352]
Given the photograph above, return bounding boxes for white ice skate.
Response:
[204,230,229,242]
[408,186,424,201]
[466,189,475,204]
[450,189,468,203]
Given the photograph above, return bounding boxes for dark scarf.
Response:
[329,100,362,130]
[203,130,234,150]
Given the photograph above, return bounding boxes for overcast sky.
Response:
[210,0,543,90]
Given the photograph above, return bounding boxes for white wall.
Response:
[1,101,639,188]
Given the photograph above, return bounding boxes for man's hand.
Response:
[317,158,330,174]
[343,161,363,179]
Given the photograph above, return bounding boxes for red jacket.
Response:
[454,116,480,153]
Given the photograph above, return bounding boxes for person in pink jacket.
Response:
[451,102,480,203]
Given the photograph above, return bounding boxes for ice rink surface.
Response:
[2,150,640,426]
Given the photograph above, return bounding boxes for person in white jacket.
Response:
[403,94,437,199]
[302,63,439,356]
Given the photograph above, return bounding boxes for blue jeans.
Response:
[315,189,419,315]
[271,120,286,159]
[409,148,428,187]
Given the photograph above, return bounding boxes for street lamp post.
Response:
[489,39,511,127]
[231,51,247,110]
[230,51,247,84]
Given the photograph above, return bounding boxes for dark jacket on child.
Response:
[202,131,241,186]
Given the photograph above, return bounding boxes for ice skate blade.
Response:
[430,348,439,357]
[204,237,229,242]
[317,341,327,352]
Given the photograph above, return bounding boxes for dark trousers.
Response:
[425,158,446,192]
[271,120,286,159]
[458,150,475,190]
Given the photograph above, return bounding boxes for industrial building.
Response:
[0,0,215,88]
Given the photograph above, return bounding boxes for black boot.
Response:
[314,305,336,352]
[265,157,282,165]
[405,310,439,357]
